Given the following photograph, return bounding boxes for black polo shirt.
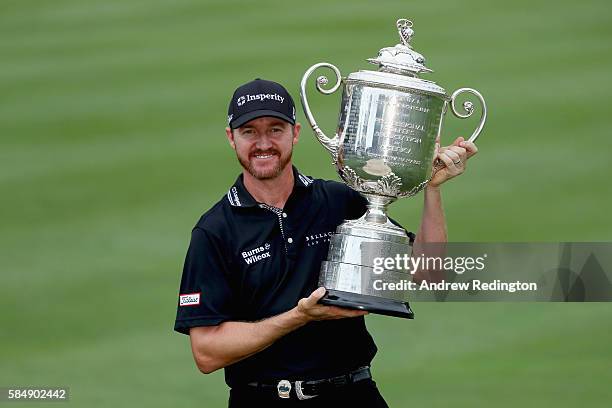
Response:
[174,166,411,387]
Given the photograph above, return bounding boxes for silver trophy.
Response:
[300,18,487,318]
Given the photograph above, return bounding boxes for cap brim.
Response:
[230,110,295,129]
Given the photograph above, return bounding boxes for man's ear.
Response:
[225,127,236,150]
[292,123,301,145]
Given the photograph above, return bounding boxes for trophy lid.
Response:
[346,18,447,97]
[346,70,447,97]
[367,19,432,76]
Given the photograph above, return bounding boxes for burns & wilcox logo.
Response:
[242,242,271,265]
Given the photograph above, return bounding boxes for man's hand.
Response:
[295,287,368,322]
[429,136,478,188]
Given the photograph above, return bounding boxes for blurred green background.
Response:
[2,0,612,406]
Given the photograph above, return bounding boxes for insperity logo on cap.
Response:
[227,78,296,129]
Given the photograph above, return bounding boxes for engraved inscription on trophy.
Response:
[340,87,436,174]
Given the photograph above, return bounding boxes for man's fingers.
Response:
[327,305,367,315]
[447,146,466,158]
[446,137,478,160]
[439,146,467,161]
[459,140,478,157]
[432,136,475,185]
[452,136,465,146]
[443,149,461,163]
[300,288,369,320]
[344,309,369,317]
[325,305,369,318]
[309,287,326,304]
[310,304,369,319]
[437,151,457,171]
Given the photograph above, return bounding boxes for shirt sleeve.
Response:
[344,186,416,246]
[344,186,368,220]
[174,227,237,335]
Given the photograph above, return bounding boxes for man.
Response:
[174,78,477,407]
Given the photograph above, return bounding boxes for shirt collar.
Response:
[226,166,313,208]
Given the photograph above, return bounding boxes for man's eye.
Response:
[242,129,254,135]
[272,128,282,133]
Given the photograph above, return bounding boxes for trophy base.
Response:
[320,289,414,319]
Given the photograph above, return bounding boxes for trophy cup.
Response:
[300,18,487,318]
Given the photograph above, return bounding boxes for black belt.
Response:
[244,366,372,400]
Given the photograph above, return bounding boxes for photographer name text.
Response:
[373,279,537,293]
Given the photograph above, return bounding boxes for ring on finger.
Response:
[453,159,461,165]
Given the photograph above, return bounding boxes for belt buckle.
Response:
[277,380,291,399]
[295,380,316,400]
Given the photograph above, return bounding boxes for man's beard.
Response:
[237,147,293,180]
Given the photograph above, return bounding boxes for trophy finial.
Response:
[396,19,414,47]
[367,18,431,76]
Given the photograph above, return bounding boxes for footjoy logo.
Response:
[179,292,201,306]
[231,186,241,206]
[236,93,284,107]
[242,242,271,265]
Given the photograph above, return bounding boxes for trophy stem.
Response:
[362,194,396,224]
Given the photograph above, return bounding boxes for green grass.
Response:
[1,0,612,406]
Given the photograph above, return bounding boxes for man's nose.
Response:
[255,135,273,150]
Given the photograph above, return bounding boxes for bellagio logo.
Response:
[306,231,333,247]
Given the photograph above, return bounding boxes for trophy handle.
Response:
[300,63,342,159]
[449,88,487,143]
